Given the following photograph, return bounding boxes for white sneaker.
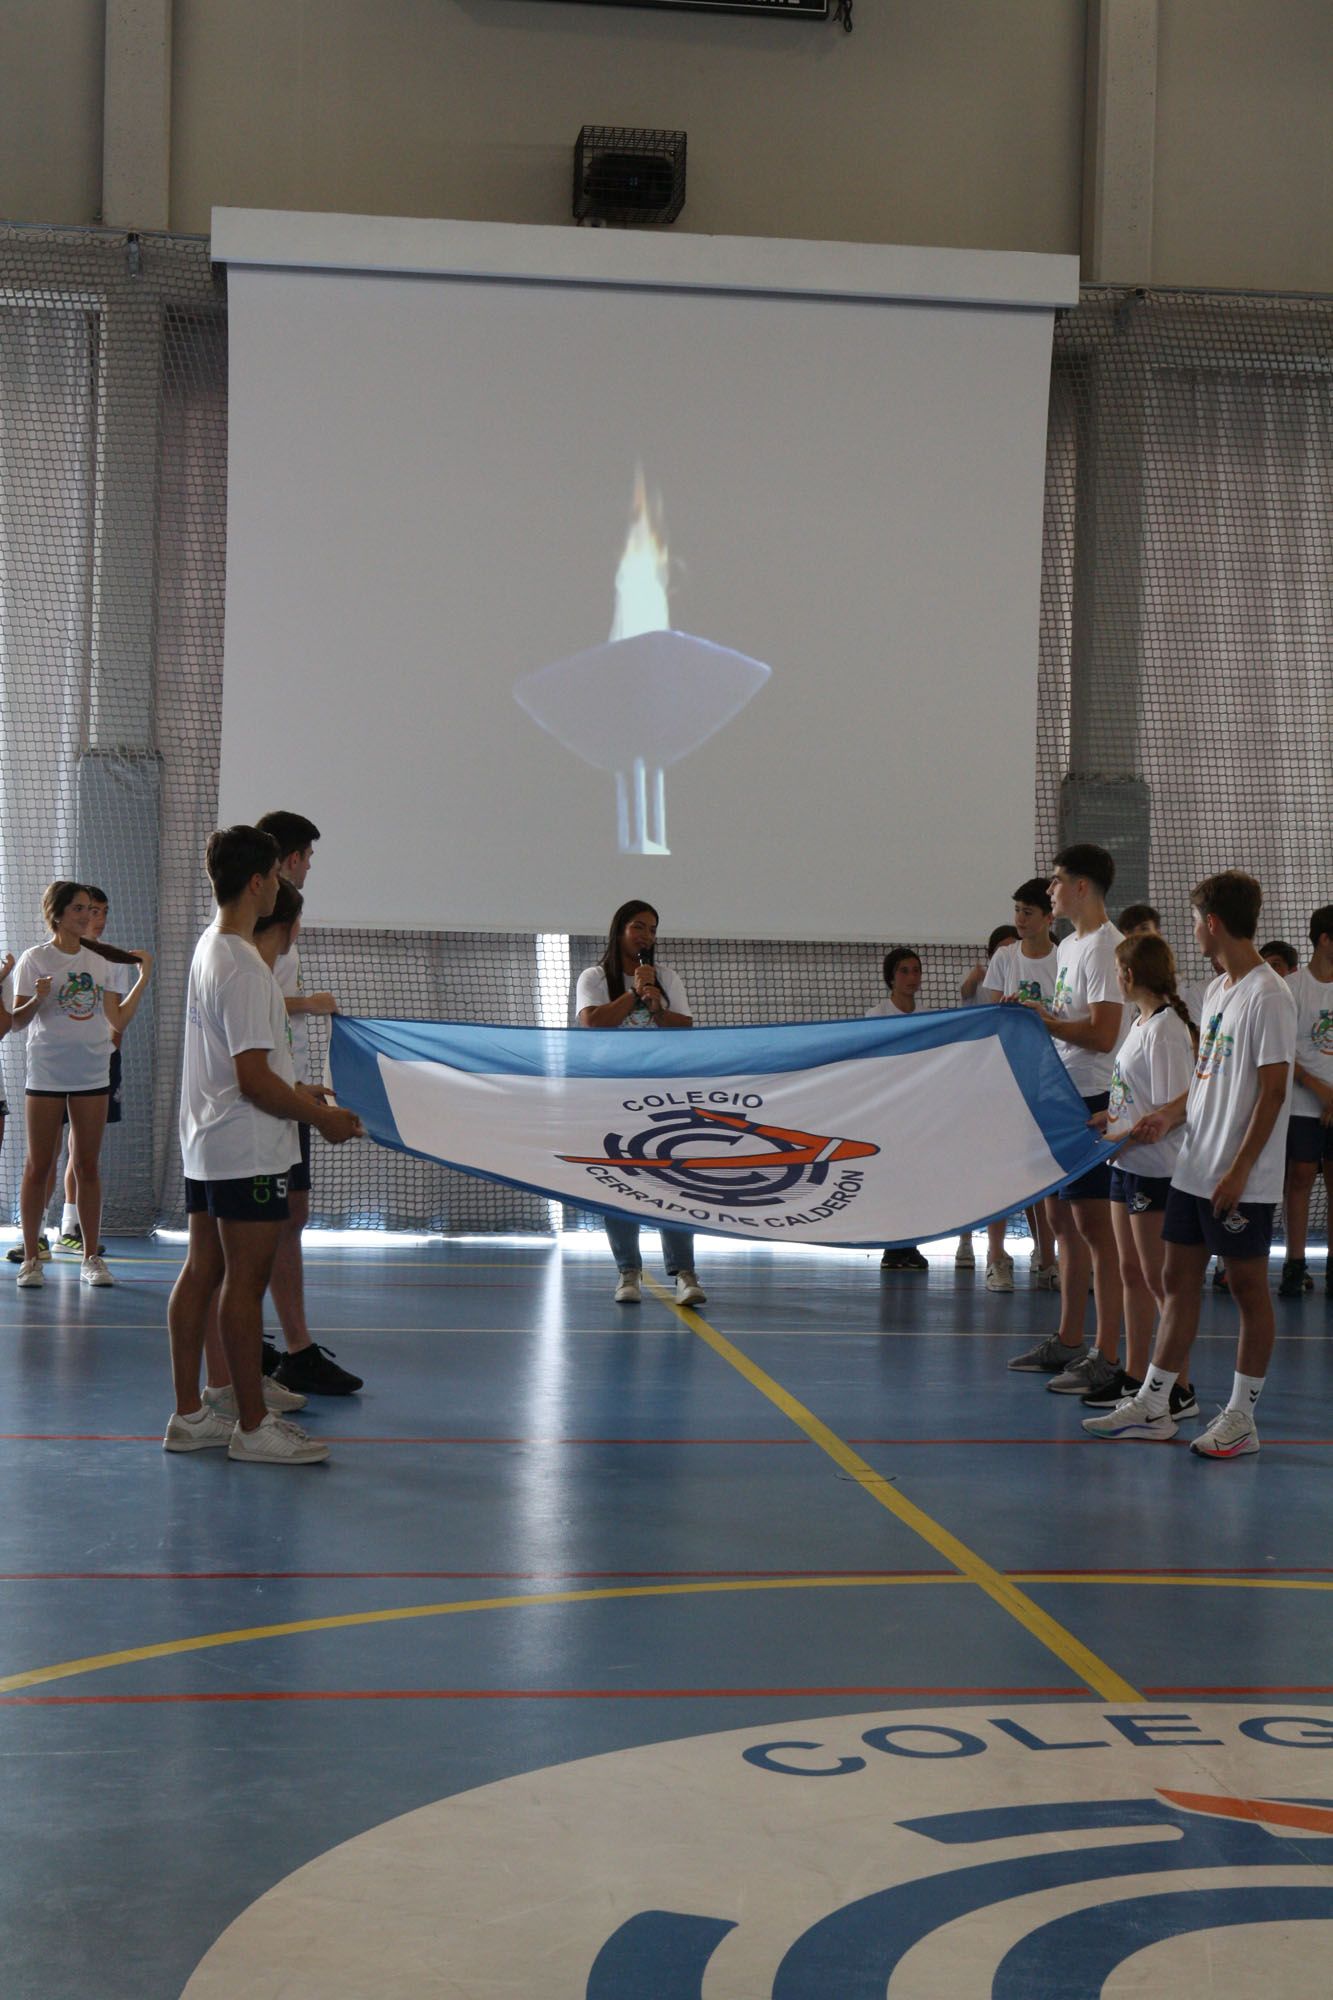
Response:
[205,1379,307,1418]
[227,1413,329,1465]
[1030,1261,1061,1291]
[613,1269,642,1304]
[1190,1406,1260,1459]
[954,1236,976,1269]
[1082,1395,1178,1443]
[674,1272,707,1307]
[985,1254,1015,1293]
[163,1406,234,1452]
[80,1254,114,1287]
[16,1258,44,1288]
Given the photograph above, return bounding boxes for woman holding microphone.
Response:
[575,899,705,1307]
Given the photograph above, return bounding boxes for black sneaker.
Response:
[1081,1367,1142,1409]
[1278,1258,1309,1299]
[273,1342,363,1396]
[1170,1382,1199,1421]
[881,1247,928,1272]
[260,1339,283,1378]
[6,1235,50,1265]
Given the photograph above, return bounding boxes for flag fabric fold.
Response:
[328,1007,1116,1249]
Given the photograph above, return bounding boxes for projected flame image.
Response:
[513,469,772,855]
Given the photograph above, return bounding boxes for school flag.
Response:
[327,1006,1116,1249]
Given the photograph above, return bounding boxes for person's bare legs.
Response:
[268,1189,313,1354]
[20,1096,65,1260]
[1070,1197,1123,1364]
[1111,1202,1156,1380]
[167,1213,225,1415]
[1283,1157,1317,1262]
[202,1293,229,1389]
[1126,1207,1191,1392]
[1047,1194,1091,1350]
[1146,1240,1211,1377]
[1225,1254,1278,1380]
[1027,1202,1057,1267]
[986,1219,1009,1265]
[217,1218,283,1432]
[66,1093,109,1260]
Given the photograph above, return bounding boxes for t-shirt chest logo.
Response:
[57,968,99,1022]
[1017,978,1042,1004]
[1311,1009,1333,1057]
[1051,969,1073,1015]
[1108,1069,1131,1120]
[1195,1016,1234,1083]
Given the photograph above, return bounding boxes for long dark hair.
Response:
[40,881,141,967]
[599,899,658,1002]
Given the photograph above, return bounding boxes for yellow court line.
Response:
[643,1277,1143,1705]
[0,1571,1325,1699]
[0,1574,956,1696]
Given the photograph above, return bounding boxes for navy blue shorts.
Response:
[1286,1114,1333,1166]
[1109,1166,1172,1214]
[1162,1187,1275,1262]
[287,1121,312,1195]
[1060,1094,1113,1202]
[185,1173,290,1223]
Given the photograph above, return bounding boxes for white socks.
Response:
[1227,1371,1265,1415]
[61,1203,78,1235]
[1137,1368,1178,1418]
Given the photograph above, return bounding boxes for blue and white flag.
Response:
[328,1007,1115,1248]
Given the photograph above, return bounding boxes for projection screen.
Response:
[216,211,1078,940]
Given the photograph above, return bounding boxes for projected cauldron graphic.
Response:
[514,469,771,855]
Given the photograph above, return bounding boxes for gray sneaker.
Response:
[1008,1334,1085,1373]
[1049,1349,1120,1396]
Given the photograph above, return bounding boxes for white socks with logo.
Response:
[1226,1371,1265,1415]
[1137,1369,1178,1418]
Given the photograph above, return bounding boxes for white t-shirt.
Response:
[984,941,1059,1006]
[11,941,117,1091]
[1172,963,1297,1205]
[865,994,916,1019]
[1048,921,1126,1096]
[1288,966,1333,1118]
[575,963,690,1029]
[274,944,310,1079]
[1107,1006,1196,1178]
[180,928,299,1182]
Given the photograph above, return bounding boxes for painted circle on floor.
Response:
[185,1703,1333,1998]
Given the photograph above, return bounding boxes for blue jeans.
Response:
[604,1213,695,1277]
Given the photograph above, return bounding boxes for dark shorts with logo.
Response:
[287,1121,312,1195]
[1162,1187,1275,1262]
[1059,1094,1113,1202]
[185,1172,290,1223]
[1108,1167,1172,1214]
[1286,1114,1333,1165]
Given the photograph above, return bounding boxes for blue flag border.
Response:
[328,1008,1118,1249]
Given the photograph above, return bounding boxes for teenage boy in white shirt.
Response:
[977,879,1061,1290]
[1008,844,1126,1397]
[1085,870,1296,1456]
[165,826,361,1464]
[254,809,362,1398]
[1276,903,1333,1299]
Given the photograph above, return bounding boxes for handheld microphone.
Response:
[637,946,655,969]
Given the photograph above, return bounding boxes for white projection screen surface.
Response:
[218,214,1077,940]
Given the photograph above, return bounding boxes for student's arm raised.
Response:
[103,953,153,1035]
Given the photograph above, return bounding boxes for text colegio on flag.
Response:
[327,1007,1116,1249]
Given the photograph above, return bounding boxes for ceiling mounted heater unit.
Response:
[574,126,686,226]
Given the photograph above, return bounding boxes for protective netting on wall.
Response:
[0,228,1328,1238]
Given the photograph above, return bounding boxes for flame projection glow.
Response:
[513,470,772,855]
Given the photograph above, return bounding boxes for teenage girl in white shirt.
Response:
[10,882,152,1287]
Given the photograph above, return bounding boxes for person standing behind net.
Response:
[1007,844,1126,1393]
[50,886,134,1256]
[253,809,363,1397]
[576,899,705,1308]
[164,826,361,1463]
[1084,871,1295,1456]
[10,883,151,1289]
[867,946,932,1274]
[976,878,1061,1292]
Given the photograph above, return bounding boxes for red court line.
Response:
[0,1683,1085,1707]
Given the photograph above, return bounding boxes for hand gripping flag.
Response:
[328,1006,1116,1249]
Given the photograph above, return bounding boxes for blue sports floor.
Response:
[2,1235,1331,1998]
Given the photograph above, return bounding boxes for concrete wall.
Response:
[0,1,1329,291]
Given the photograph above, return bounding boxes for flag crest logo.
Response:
[561,1105,879,1209]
